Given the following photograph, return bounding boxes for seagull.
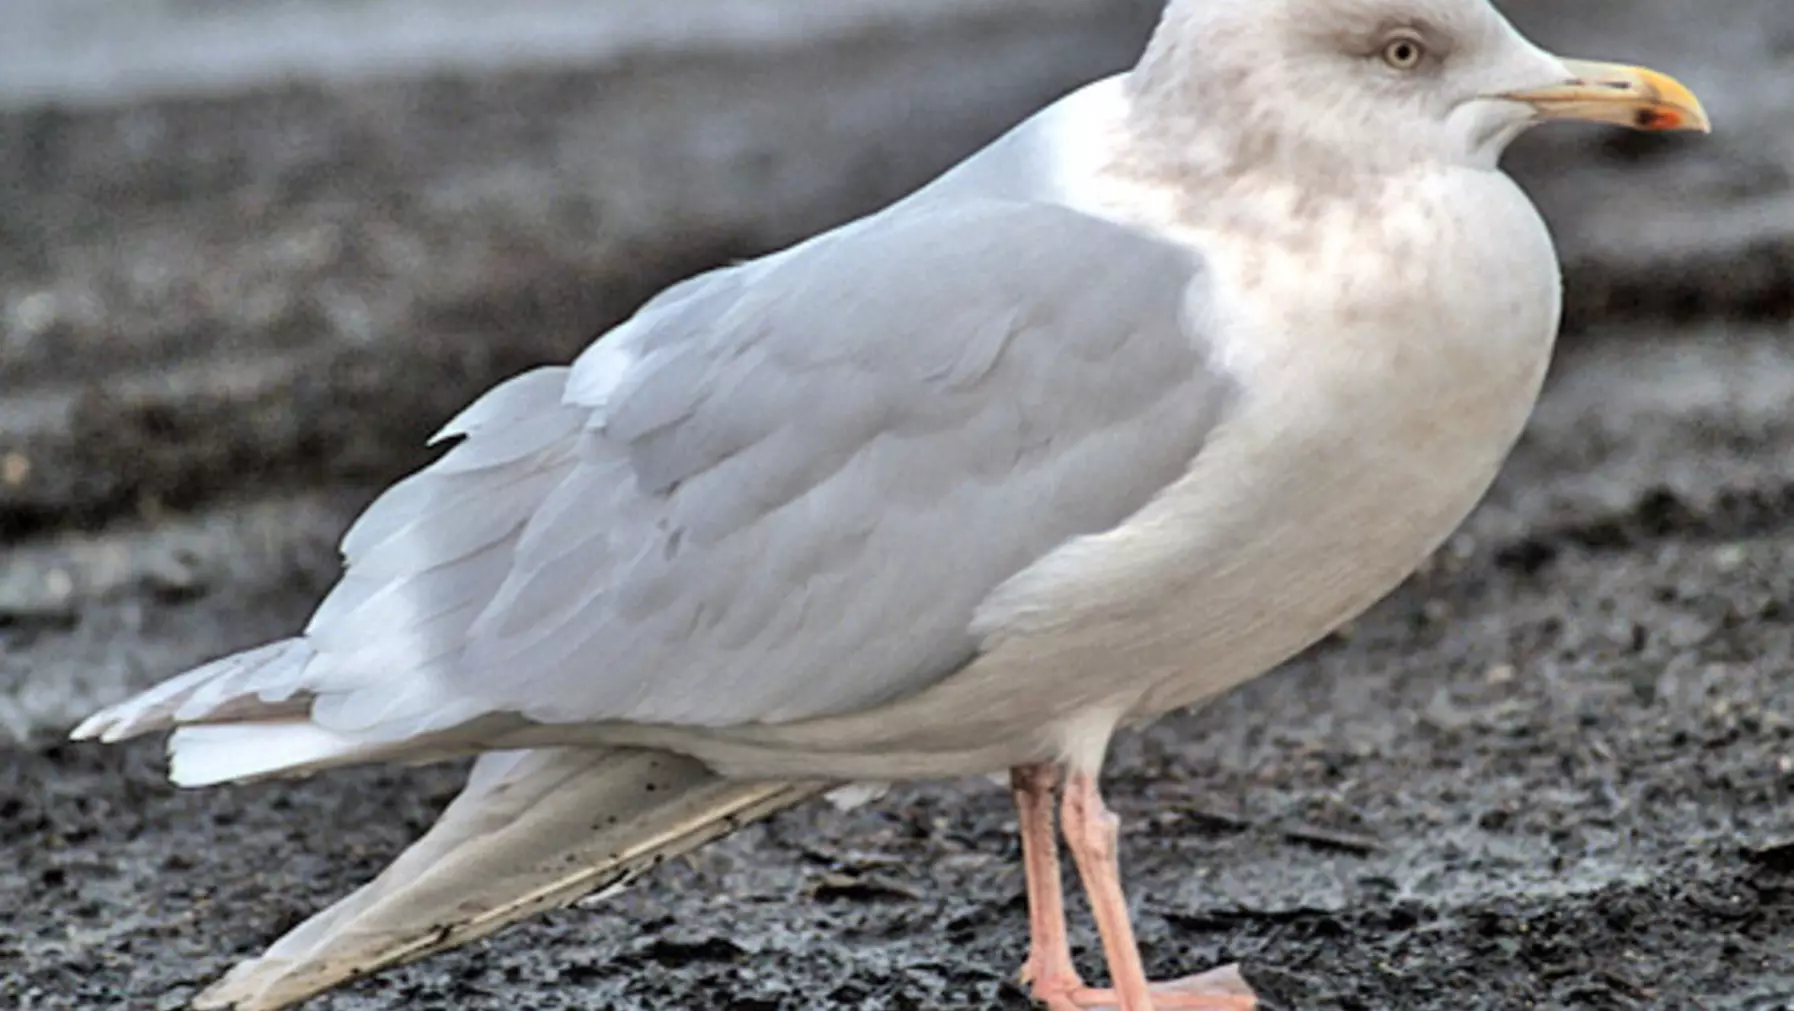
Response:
[72,0,1709,1008]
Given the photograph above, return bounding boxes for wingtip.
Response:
[191,978,243,1010]
[190,960,275,1011]
[69,705,158,745]
[193,953,346,1011]
[68,710,119,743]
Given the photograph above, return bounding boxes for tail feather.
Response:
[167,723,402,788]
[191,747,830,1011]
[74,640,487,786]
[71,639,314,744]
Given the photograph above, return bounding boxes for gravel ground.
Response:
[8,326,1794,1011]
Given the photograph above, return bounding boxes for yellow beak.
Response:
[1501,59,1711,133]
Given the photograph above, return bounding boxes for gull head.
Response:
[1130,0,1710,179]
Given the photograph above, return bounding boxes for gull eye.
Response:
[1380,33,1427,71]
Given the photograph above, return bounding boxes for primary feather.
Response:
[187,748,828,1011]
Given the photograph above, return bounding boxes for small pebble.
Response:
[1712,543,1750,573]
[2,452,29,487]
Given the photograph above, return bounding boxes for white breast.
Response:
[1154,169,1560,711]
[966,152,1562,740]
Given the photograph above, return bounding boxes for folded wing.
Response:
[79,198,1233,757]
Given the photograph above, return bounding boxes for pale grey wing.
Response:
[397,198,1237,731]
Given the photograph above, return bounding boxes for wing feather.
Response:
[424,199,1234,730]
[96,198,1236,749]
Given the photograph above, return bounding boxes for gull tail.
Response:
[70,639,436,787]
[192,747,829,1011]
[70,638,498,786]
[71,639,320,746]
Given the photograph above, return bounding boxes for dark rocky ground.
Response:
[7,3,1794,1009]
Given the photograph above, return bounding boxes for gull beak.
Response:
[1501,59,1711,133]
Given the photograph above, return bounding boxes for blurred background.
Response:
[5,3,1794,1009]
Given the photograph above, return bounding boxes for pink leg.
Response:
[1056,771,1258,1011]
[1011,765,1084,1010]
